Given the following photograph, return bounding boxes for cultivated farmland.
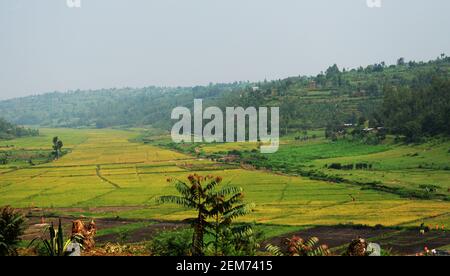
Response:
[1,128,449,238]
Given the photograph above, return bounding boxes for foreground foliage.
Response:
[148,229,193,256]
[266,236,331,256]
[158,174,256,256]
[30,219,83,257]
[0,206,25,256]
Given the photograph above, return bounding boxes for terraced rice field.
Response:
[1,128,449,230]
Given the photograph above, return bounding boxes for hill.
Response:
[0,55,449,140]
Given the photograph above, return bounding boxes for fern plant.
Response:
[266,236,331,256]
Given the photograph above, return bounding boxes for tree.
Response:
[0,118,38,140]
[52,137,64,159]
[157,174,254,256]
[325,64,340,78]
[382,74,450,141]
[158,174,220,256]
[325,120,343,141]
[397,57,405,66]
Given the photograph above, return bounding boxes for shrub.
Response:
[205,224,261,256]
[345,238,369,256]
[266,236,330,256]
[419,184,440,193]
[30,219,83,256]
[0,206,25,256]
[328,163,342,170]
[148,229,192,256]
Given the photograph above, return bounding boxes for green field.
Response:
[1,128,449,233]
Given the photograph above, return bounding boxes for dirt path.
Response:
[96,222,187,244]
[21,213,187,244]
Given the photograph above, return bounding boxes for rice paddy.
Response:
[1,128,449,231]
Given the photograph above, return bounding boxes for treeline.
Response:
[0,118,39,140]
[222,55,449,135]
[0,55,448,141]
[319,55,450,142]
[383,72,450,142]
[0,83,247,130]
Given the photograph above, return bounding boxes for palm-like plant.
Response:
[207,187,255,256]
[158,174,220,256]
[157,174,254,256]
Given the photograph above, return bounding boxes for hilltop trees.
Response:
[382,74,450,142]
[0,56,448,142]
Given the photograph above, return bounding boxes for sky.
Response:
[0,0,449,100]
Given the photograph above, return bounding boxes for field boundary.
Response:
[96,165,121,189]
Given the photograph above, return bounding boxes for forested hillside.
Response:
[0,83,246,129]
[0,55,448,140]
[223,55,449,138]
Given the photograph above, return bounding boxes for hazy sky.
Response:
[1,0,449,100]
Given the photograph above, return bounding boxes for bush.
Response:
[205,224,261,256]
[148,229,192,256]
[30,219,84,256]
[328,163,342,170]
[266,236,330,256]
[0,206,25,256]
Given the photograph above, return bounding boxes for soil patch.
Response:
[263,225,450,255]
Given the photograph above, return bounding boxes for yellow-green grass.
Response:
[201,142,260,154]
[199,130,327,154]
[0,128,90,150]
[400,212,450,228]
[1,128,449,230]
